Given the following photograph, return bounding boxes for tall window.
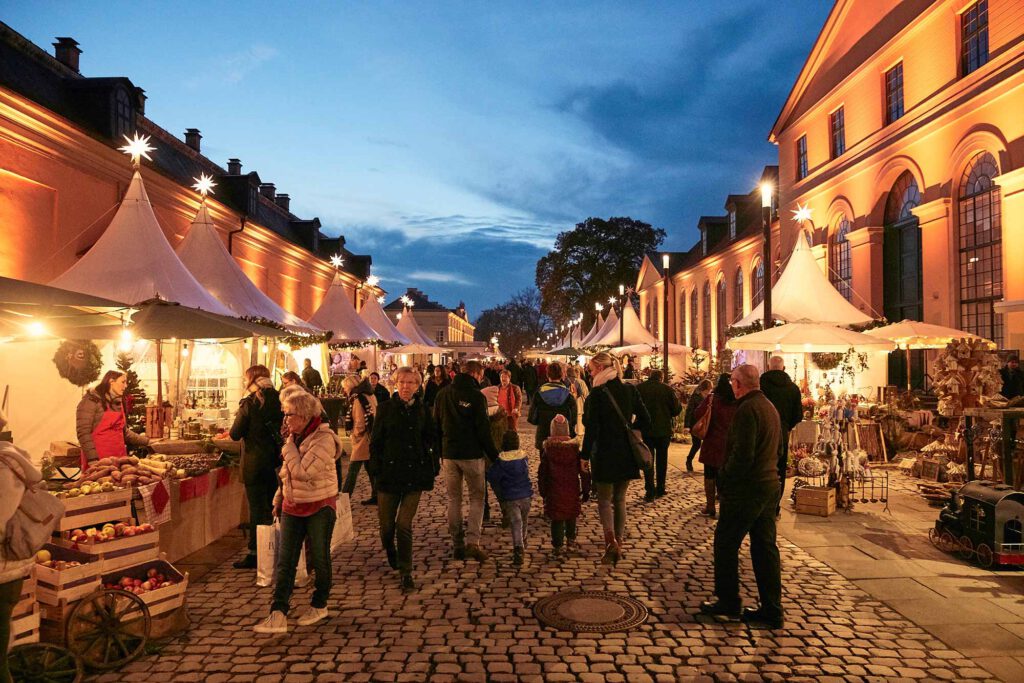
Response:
[716,277,727,351]
[751,258,764,308]
[728,209,737,240]
[830,107,846,158]
[958,151,1002,344]
[701,229,708,255]
[796,135,808,180]
[649,298,658,337]
[113,88,133,138]
[884,170,924,389]
[961,1,989,77]
[885,63,904,125]
[701,281,711,351]
[690,289,698,348]
[435,329,445,343]
[679,295,687,347]
[734,267,744,321]
[829,215,852,301]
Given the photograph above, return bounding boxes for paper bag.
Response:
[256,521,309,587]
[331,493,355,551]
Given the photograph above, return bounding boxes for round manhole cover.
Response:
[534,591,648,632]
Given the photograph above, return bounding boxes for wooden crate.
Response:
[9,604,40,648]
[13,571,35,619]
[101,557,188,618]
[35,543,102,606]
[56,487,134,532]
[53,531,160,573]
[794,486,836,517]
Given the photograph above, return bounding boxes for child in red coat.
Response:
[539,415,585,554]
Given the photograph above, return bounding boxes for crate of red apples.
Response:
[34,543,101,605]
[101,558,188,618]
[56,522,160,573]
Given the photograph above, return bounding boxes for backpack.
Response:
[0,445,65,561]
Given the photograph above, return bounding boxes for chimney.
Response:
[227,158,242,175]
[184,128,201,152]
[275,193,290,212]
[259,183,276,200]
[53,37,81,73]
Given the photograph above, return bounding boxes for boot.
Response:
[704,479,717,518]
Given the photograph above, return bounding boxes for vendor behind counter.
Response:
[75,370,149,470]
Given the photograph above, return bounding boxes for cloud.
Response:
[407,270,475,286]
[187,44,278,86]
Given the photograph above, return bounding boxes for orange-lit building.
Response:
[384,288,475,345]
[0,23,379,317]
[771,0,1024,386]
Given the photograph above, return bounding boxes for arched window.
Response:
[883,170,924,389]
[958,152,1003,344]
[885,171,921,223]
[716,277,727,351]
[734,267,744,322]
[701,281,711,351]
[829,215,852,301]
[751,258,764,308]
[690,289,698,348]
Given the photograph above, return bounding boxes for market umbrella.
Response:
[726,320,896,353]
[864,319,994,390]
[0,276,130,339]
[391,342,451,355]
[610,342,692,356]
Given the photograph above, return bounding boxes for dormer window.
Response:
[728,209,737,240]
[247,184,258,216]
[113,88,133,138]
[701,230,708,255]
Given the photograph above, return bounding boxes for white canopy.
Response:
[308,274,381,343]
[864,319,993,350]
[611,342,692,357]
[734,230,873,327]
[586,307,620,347]
[358,295,410,345]
[395,309,437,347]
[391,342,450,355]
[176,202,314,330]
[579,313,604,346]
[589,303,659,347]
[51,170,233,315]
[726,320,895,353]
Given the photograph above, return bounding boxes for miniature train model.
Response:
[929,480,1024,568]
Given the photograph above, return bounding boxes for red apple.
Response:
[146,568,158,579]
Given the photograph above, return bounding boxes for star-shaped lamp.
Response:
[376,295,385,304]
[792,204,813,224]
[329,254,345,269]
[192,173,217,198]
[608,296,617,305]
[365,275,380,288]
[118,133,155,167]
[595,302,604,312]
[400,295,414,308]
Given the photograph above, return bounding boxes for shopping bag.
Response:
[256,521,309,587]
[331,492,354,551]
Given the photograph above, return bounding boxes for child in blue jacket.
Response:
[486,430,533,565]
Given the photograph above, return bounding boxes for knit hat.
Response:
[550,414,570,438]
[501,430,520,452]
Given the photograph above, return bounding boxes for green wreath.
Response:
[53,340,103,386]
[811,352,842,371]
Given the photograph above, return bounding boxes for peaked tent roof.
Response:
[176,202,315,331]
[308,274,381,343]
[734,230,873,327]
[395,309,436,347]
[358,295,410,345]
[586,307,620,347]
[579,313,604,347]
[590,303,660,347]
[50,170,233,316]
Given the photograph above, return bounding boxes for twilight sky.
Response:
[6,1,832,320]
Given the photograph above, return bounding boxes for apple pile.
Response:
[68,522,155,545]
[34,549,85,570]
[103,567,177,595]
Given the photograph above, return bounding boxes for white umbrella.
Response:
[726,320,895,353]
[611,342,692,357]
[391,342,451,355]
[863,319,993,350]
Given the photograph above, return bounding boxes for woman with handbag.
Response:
[581,352,652,565]
[692,374,738,518]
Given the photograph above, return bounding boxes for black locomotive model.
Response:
[929,480,1024,568]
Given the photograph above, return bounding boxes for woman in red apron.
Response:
[76,370,149,469]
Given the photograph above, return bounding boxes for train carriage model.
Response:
[930,480,1024,567]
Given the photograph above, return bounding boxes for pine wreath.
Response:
[53,340,103,386]
[811,352,842,371]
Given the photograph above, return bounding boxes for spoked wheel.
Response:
[928,528,941,548]
[65,589,150,671]
[976,543,995,568]
[7,643,84,683]
[957,535,975,561]
[938,530,957,553]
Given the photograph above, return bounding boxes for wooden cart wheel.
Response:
[957,535,974,560]
[7,643,84,683]
[938,530,957,553]
[976,543,995,568]
[928,528,940,548]
[65,588,150,671]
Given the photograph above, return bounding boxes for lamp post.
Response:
[618,284,625,348]
[661,253,670,381]
[760,182,773,329]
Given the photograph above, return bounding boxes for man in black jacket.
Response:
[702,364,783,628]
[434,360,499,562]
[637,370,682,501]
[760,356,803,514]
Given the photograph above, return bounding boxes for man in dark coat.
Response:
[636,370,682,501]
[369,372,391,405]
[760,356,803,514]
[522,361,538,404]
[301,358,324,392]
[434,360,499,562]
[702,364,783,628]
[1001,356,1024,400]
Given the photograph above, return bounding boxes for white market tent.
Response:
[358,295,411,345]
[395,309,437,347]
[726,320,896,353]
[578,313,604,347]
[589,303,659,347]
[176,202,314,331]
[864,319,993,350]
[308,274,381,343]
[586,307,619,347]
[51,170,233,316]
[734,230,873,328]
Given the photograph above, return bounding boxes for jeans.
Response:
[272,507,336,615]
[501,497,532,547]
[714,486,783,618]
[444,458,487,547]
[378,491,422,575]
[643,435,671,495]
[342,460,376,498]
[0,578,22,683]
[595,481,630,540]
[551,519,578,547]
[686,436,702,464]
[776,430,791,513]
[244,476,277,555]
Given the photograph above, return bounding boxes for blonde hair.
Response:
[341,376,360,393]
[282,391,323,420]
[394,366,422,385]
[589,351,622,379]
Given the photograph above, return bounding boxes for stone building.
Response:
[384,288,475,345]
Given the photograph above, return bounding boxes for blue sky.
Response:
[6,1,832,319]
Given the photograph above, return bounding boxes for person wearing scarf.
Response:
[254,389,343,634]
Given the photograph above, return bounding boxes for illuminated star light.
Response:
[400,295,414,308]
[329,254,345,269]
[118,133,155,166]
[191,173,217,197]
[608,296,617,305]
[376,295,385,304]
[791,204,813,224]
[365,275,380,288]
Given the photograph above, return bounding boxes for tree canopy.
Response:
[473,288,551,357]
[535,217,666,325]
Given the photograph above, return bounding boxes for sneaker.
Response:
[453,546,466,560]
[233,554,257,570]
[295,606,329,627]
[385,545,398,570]
[401,574,416,592]
[360,497,378,506]
[512,546,524,566]
[741,607,784,629]
[700,600,741,620]
[253,611,288,634]
[464,544,488,562]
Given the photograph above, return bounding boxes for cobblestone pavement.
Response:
[92,416,1000,682]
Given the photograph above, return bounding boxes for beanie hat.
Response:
[550,414,570,438]
[501,430,520,452]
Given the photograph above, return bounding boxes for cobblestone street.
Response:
[92,417,1006,682]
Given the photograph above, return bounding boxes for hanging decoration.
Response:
[240,317,333,348]
[811,352,842,371]
[932,337,1002,416]
[52,340,103,386]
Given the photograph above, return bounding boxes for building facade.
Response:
[0,24,379,318]
[384,288,475,345]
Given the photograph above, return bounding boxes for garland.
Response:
[811,352,842,370]
[724,320,764,340]
[241,316,334,348]
[847,318,889,333]
[329,339,402,351]
[52,340,103,386]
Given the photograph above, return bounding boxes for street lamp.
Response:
[618,284,625,347]
[661,253,670,381]
[760,182,773,329]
